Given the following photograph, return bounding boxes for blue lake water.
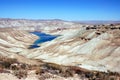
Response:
[28,31,58,49]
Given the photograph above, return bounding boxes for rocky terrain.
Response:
[0,18,120,80]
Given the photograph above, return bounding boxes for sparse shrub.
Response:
[95,32,101,35]
[35,67,44,75]
[0,56,17,69]
[110,24,114,26]
[13,70,27,79]
[20,63,28,70]
[44,63,63,73]
[2,61,11,69]
[62,69,74,77]
[86,27,90,30]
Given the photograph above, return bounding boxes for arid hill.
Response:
[0,19,120,80]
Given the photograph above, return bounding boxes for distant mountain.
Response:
[0,18,120,28]
[0,18,83,31]
[74,20,120,24]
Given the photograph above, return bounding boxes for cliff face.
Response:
[0,19,120,74]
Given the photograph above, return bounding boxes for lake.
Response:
[28,31,58,49]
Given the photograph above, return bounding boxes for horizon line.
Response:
[0,17,120,22]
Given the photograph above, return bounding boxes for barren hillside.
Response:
[0,19,120,80]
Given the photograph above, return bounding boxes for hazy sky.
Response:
[0,0,120,21]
